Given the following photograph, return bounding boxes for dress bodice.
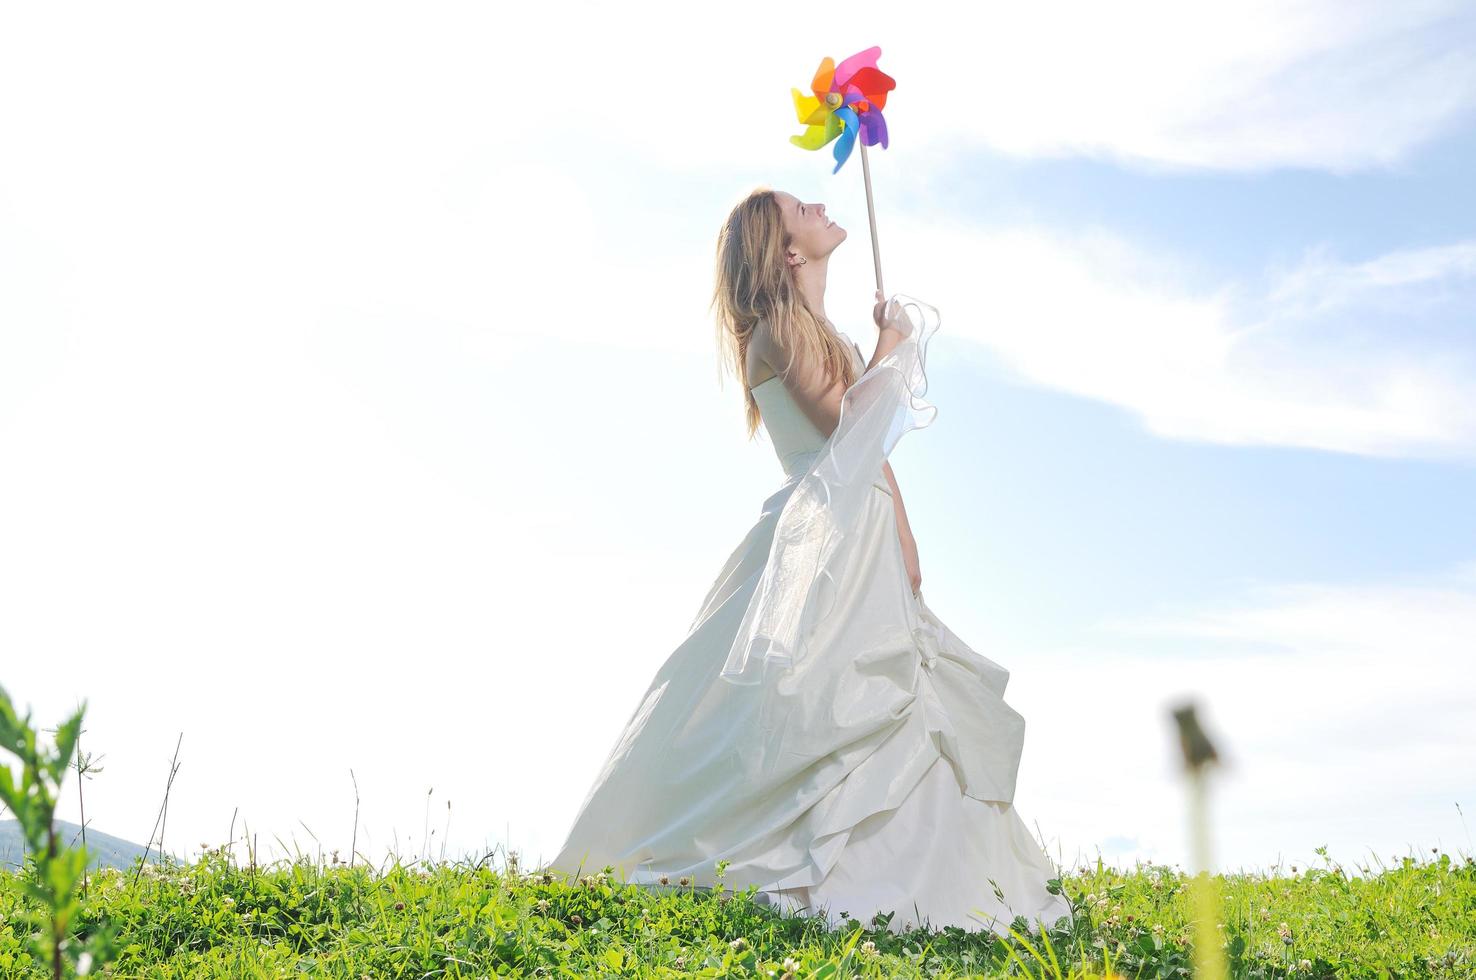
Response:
[751,331,867,478]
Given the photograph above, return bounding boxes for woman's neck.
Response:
[793,255,831,326]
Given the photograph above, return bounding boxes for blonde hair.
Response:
[711,187,856,438]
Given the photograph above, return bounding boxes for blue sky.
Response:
[1,0,1474,878]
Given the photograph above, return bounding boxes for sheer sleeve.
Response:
[719,294,942,686]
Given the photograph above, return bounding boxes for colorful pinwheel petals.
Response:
[789,46,896,174]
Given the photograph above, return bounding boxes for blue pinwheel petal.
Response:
[831,105,859,173]
[859,106,889,148]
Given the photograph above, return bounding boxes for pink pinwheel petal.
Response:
[833,46,880,87]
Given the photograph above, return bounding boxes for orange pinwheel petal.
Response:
[809,56,835,101]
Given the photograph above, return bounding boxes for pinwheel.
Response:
[789,45,895,175]
[787,45,897,292]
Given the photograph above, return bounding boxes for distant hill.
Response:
[1,820,166,872]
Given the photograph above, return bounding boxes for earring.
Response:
[795,256,808,266]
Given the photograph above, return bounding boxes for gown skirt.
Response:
[540,296,1072,937]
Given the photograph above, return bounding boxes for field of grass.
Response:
[1,844,1471,978]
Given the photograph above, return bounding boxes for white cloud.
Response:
[509,0,1476,174]
[1266,241,1476,317]
[1023,560,1476,875]
[880,216,1476,460]
[2,0,1470,213]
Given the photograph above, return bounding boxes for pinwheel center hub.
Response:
[824,91,843,109]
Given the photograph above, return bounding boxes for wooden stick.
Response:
[858,140,884,296]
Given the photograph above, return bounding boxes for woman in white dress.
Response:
[540,188,1072,938]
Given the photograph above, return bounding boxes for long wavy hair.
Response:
[711,187,857,439]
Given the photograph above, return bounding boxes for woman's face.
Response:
[776,190,845,262]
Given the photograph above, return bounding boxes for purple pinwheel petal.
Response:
[831,105,859,173]
[859,106,889,148]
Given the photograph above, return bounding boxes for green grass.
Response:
[1,845,1471,978]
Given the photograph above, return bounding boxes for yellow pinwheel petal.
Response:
[789,112,842,150]
[790,88,827,126]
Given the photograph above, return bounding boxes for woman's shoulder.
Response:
[748,315,855,387]
[747,317,779,387]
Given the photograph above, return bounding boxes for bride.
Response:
[539,187,1072,937]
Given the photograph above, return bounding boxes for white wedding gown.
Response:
[540,298,1071,937]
